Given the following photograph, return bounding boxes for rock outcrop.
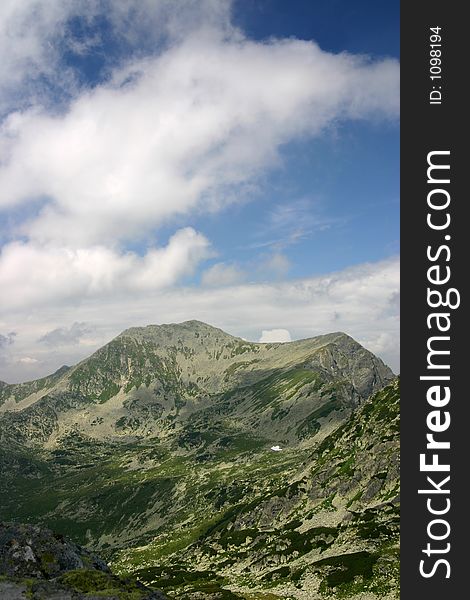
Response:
[0,522,166,599]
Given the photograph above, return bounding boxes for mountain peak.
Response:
[119,320,238,341]
[118,322,359,349]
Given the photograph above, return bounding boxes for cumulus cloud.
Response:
[259,329,292,343]
[0,257,399,382]
[0,228,211,311]
[0,0,76,115]
[18,356,38,365]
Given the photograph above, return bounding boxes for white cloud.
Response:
[0,0,233,116]
[259,329,292,343]
[0,257,399,383]
[201,262,245,287]
[0,27,398,248]
[0,0,76,115]
[0,228,211,311]
[0,331,16,348]
[39,322,92,347]
[18,356,38,365]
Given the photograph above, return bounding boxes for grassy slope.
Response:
[0,380,399,597]
[114,380,400,599]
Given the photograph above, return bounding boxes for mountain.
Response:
[0,321,398,599]
[0,321,392,444]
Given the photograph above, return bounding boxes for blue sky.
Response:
[0,0,399,381]
[234,0,399,56]
[217,0,400,281]
[186,120,399,281]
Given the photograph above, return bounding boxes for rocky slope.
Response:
[0,321,398,599]
[0,522,166,599]
[0,321,392,444]
[114,379,400,599]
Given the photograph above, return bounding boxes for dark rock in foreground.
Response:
[0,522,167,599]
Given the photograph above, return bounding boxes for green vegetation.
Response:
[47,569,154,598]
[315,551,378,591]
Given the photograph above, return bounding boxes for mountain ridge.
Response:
[0,322,392,457]
[1,321,391,388]
[0,321,392,411]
